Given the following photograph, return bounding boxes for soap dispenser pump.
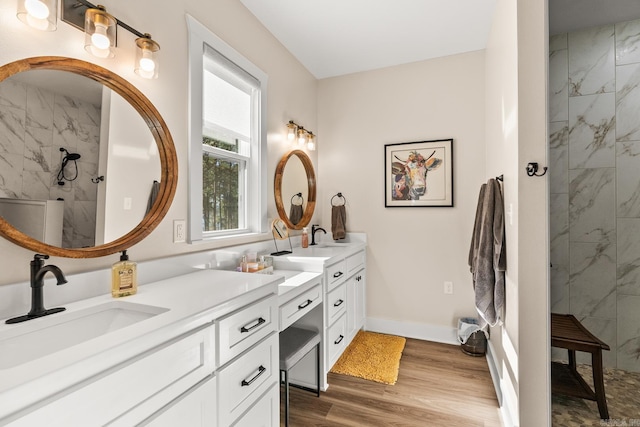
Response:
[112,250,138,297]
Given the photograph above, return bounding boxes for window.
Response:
[187,16,267,242]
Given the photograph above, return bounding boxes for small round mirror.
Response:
[274,149,316,230]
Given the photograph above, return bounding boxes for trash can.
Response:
[457,317,487,357]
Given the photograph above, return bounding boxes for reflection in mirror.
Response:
[0,56,177,258]
[0,69,160,249]
[274,149,316,230]
[281,155,307,225]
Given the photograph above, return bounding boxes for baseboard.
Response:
[500,360,519,427]
[487,339,518,427]
[365,317,458,345]
[486,341,502,405]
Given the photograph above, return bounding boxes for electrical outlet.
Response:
[173,220,186,243]
[444,281,454,294]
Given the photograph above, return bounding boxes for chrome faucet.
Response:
[5,254,68,324]
[310,224,327,246]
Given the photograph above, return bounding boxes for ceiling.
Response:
[240,0,497,79]
[241,0,640,80]
[549,0,640,35]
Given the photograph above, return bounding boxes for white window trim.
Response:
[187,15,268,243]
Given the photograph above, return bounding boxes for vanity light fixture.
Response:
[287,120,297,141]
[297,127,307,146]
[17,0,58,31]
[61,0,161,79]
[84,5,116,58]
[307,132,316,151]
[134,34,160,79]
[286,120,317,151]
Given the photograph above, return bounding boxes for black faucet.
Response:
[310,224,327,246]
[5,254,68,324]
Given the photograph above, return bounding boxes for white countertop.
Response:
[271,241,366,272]
[0,269,282,419]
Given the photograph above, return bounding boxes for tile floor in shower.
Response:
[552,364,640,426]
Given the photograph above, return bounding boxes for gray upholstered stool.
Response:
[279,326,321,427]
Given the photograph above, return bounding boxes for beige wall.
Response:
[485,0,520,421]
[486,0,550,425]
[318,51,485,331]
[0,0,319,284]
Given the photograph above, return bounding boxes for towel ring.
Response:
[331,192,346,206]
[290,192,304,206]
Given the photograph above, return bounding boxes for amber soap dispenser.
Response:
[112,250,138,297]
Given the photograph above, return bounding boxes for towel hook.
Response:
[525,162,547,177]
[331,192,346,206]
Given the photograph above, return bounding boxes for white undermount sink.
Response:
[0,301,169,369]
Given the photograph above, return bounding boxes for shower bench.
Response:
[551,313,610,420]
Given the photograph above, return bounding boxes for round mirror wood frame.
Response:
[274,149,316,230]
[0,56,178,258]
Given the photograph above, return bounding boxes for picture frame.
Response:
[384,138,453,207]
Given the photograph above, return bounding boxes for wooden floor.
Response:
[280,338,502,426]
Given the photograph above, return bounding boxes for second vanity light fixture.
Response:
[287,120,316,151]
[16,0,161,79]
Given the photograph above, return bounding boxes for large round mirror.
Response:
[274,149,316,230]
[0,57,177,258]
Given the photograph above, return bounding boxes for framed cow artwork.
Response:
[384,138,453,207]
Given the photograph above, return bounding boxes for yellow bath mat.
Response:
[330,330,406,385]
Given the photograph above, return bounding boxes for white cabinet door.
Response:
[233,384,279,427]
[144,376,217,427]
[346,269,365,342]
[355,270,366,331]
[10,325,214,427]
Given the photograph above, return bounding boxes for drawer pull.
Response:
[334,335,344,345]
[241,365,266,387]
[298,299,313,310]
[240,317,266,333]
[333,299,344,307]
[333,271,344,279]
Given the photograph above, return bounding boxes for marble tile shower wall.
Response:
[0,79,100,248]
[550,20,640,372]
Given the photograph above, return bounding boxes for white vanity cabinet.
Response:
[1,270,281,427]
[323,248,367,370]
[345,251,366,342]
[144,375,217,426]
[7,323,216,427]
[216,296,278,426]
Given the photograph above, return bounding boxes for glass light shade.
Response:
[84,7,116,59]
[287,121,296,141]
[17,0,57,31]
[307,133,316,151]
[297,128,306,145]
[135,35,160,79]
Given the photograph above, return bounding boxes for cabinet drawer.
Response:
[218,333,278,427]
[327,314,347,368]
[326,260,346,291]
[12,326,214,427]
[346,251,365,276]
[279,284,322,331]
[217,295,277,366]
[326,283,346,325]
[233,383,279,427]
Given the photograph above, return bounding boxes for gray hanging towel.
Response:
[145,180,160,215]
[289,204,303,225]
[331,205,346,240]
[468,178,506,328]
